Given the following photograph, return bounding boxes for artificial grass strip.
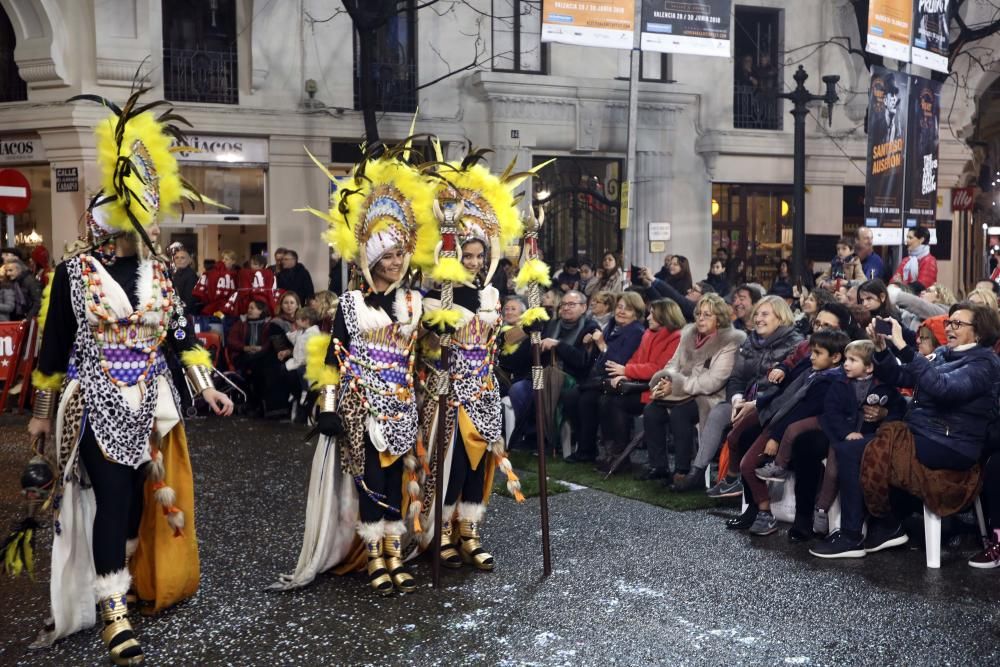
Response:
[493,468,570,499]
[507,451,736,512]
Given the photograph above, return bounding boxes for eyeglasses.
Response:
[560,301,587,307]
[944,319,974,330]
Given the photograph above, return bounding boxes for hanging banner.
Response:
[541,0,636,50]
[639,0,731,58]
[865,66,910,229]
[911,0,950,73]
[903,75,942,227]
[867,0,914,62]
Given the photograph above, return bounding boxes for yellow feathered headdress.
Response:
[70,89,216,252]
[419,145,553,286]
[298,141,437,294]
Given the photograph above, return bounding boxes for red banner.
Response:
[0,321,25,381]
[951,187,975,211]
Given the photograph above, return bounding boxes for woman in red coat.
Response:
[597,298,687,472]
[892,226,937,291]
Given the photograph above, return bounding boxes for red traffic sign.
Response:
[951,187,975,212]
[0,169,31,215]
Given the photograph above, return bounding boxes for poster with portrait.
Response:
[867,0,914,62]
[640,0,731,58]
[903,75,942,226]
[541,0,636,50]
[865,66,910,228]
[911,0,951,73]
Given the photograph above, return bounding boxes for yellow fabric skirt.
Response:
[131,426,200,614]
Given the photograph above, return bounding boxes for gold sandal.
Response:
[459,519,495,571]
[98,593,144,666]
[364,539,394,596]
[383,534,417,593]
[440,520,463,569]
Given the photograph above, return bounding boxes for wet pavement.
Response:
[1,414,998,666]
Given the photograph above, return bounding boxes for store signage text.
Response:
[0,138,45,164]
[176,135,268,164]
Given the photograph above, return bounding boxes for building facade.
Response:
[0,0,992,289]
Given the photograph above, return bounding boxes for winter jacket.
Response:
[818,255,865,285]
[858,250,885,282]
[583,319,645,386]
[584,269,623,297]
[286,325,321,371]
[650,324,746,427]
[757,366,843,442]
[874,342,1000,462]
[543,315,602,383]
[227,317,272,355]
[192,264,239,316]
[12,262,41,318]
[820,373,905,443]
[0,284,15,321]
[276,262,315,302]
[726,324,803,402]
[893,252,937,291]
[497,325,532,385]
[704,273,731,297]
[623,326,681,403]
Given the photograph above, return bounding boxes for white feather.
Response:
[367,416,389,452]
[93,568,131,601]
[153,485,176,508]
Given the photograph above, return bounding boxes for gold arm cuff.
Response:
[32,390,58,419]
[319,385,337,413]
[185,365,214,397]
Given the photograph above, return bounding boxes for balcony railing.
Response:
[163,46,238,105]
[734,83,781,131]
[354,60,417,114]
[0,53,26,103]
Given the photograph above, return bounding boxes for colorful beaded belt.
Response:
[68,344,168,386]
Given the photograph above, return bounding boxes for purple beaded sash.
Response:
[68,343,167,386]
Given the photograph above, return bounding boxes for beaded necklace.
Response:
[332,290,418,424]
[81,255,180,387]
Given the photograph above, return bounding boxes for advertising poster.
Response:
[640,0,731,58]
[541,0,636,50]
[865,66,910,228]
[911,0,951,73]
[867,0,914,62]
[903,75,942,227]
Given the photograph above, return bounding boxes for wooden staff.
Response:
[523,207,552,577]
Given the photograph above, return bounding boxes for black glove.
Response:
[523,318,547,335]
[317,411,344,437]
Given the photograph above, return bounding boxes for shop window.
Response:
[492,0,547,74]
[712,183,792,287]
[353,2,417,113]
[162,0,239,105]
[733,6,781,130]
[178,166,265,220]
[0,7,26,103]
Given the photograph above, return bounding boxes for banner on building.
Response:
[865,66,910,228]
[903,75,942,227]
[867,0,914,62]
[541,0,636,50]
[912,0,951,73]
[639,0,731,58]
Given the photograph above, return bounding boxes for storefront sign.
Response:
[0,138,45,165]
[951,187,975,211]
[912,0,951,73]
[542,0,636,50]
[903,75,941,227]
[640,0,731,58]
[175,136,269,164]
[55,167,79,192]
[867,0,913,62]
[865,66,909,228]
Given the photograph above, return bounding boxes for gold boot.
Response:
[98,592,144,666]
[459,519,495,571]
[440,519,463,569]
[364,538,394,596]
[383,533,417,593]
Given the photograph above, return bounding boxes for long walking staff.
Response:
[518,206,553,577]
[430,199,463,589]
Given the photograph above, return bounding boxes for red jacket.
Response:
[893,252,937,289]
[222,268,280,316]
[625,327,682,403]
[193,264,240,316]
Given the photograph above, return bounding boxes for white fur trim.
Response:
[94,568,131,601]
[147,449,165,483]
[125,538,139,560]
[356,520,386,544]
[477,285,501,327]
[383,520,407,537]
[442,504,457,524]
[367,416,388,452]
[457,501,486,523]
[350,291,392,333]
[397,289,423,337]
[166,510,185,533]
[407,479,420,499]
[153,485,176,508]
[403,454,418,471]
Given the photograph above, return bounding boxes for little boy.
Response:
[285,306,321,421]
[820,236,865,286]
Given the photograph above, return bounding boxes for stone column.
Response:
[38,128,96,260]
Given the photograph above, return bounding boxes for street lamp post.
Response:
[777,65,839,283]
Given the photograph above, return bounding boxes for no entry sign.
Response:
[0,169,31,215]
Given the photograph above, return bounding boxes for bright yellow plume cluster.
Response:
[423,307,463,332]
[519,307,550,329]
[515,258,552,289]
[304,334,340,387]
[180,346,213,369]
[441,161,524,249]
[429,256,472,285]
[31,369,65,392]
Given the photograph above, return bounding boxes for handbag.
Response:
[602,379,648,396]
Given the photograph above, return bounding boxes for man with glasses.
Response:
[506,290,599,450]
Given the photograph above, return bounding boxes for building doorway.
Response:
[712,183,793,287]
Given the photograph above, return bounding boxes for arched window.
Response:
[0,7,27,102]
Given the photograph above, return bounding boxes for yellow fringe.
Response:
[179,346,212,369]
[429,257,472,284]
[519,307,550,328]
[304,334,340,387]
[514,258,552,289]
[37,278,53,334]
[31,369,65,392]
[423,308,463,331]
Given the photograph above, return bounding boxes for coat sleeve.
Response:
[820,381,855,442]
[769,380,833,441]
[0,288,14,315]
[872,346,913,388]
[35,262,77,377]
[680,339,739,399]
[648,279,694,321]
[23,275,42,317]
[626,333,678,381]
[902,346,993,401]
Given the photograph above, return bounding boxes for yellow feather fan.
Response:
[429,256,472,285]
[423,307,463,332]
[515,258,553,289]
[304,334,340,387]
[519,307,550,329]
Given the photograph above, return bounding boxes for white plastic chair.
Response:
[922,496,987,569]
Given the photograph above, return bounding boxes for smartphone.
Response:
[630,264,642,284]
[874,318,892,336]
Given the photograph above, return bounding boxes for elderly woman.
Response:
[810,303,1000,559]
[588,289,615,330]
[642,294,746,485]
[681,295,802,496]
[564,291,646,464]
[598,298,686,475]
[796,287,836,337]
